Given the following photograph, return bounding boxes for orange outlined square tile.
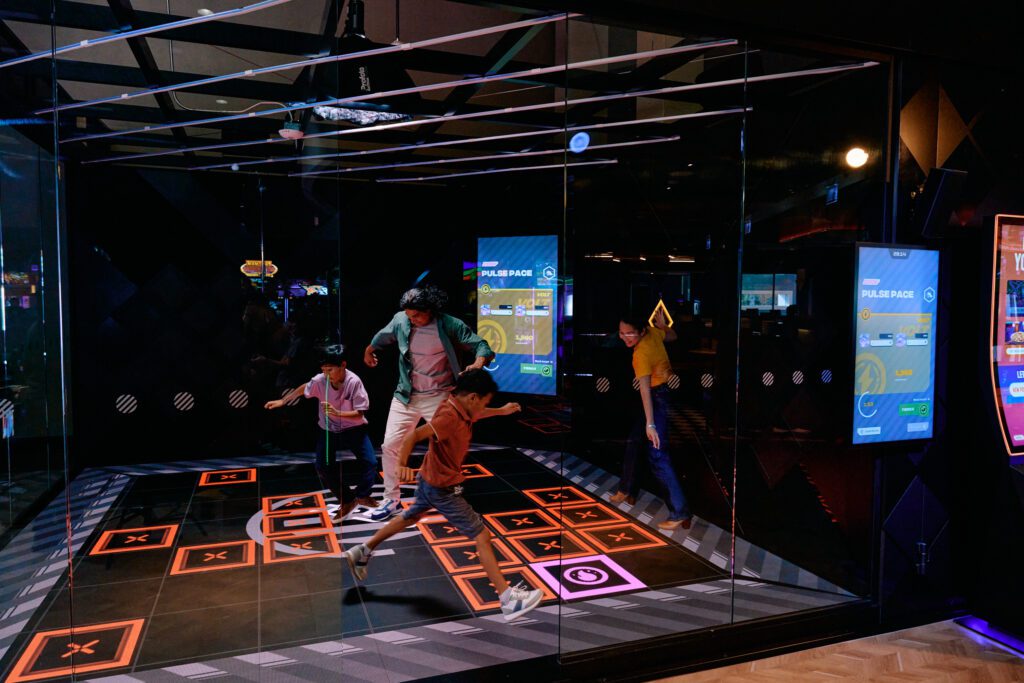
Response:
[262,509,332,538]
[459,463,493,479]
[89,525,178,556]
[263,532,341,564]
[170,540,256,575]
[429,538,519,573]
[483,508,560,536]
[6,619,144,682]
[577,522,668,554]
[262,492,327,514]
[417,515,470,544]
[451,566,557,611]
[199,468,256,486]
[548,502,627,529]
[522,486,592,507]
[504,529,597,562]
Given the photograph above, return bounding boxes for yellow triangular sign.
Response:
[648,299,673,328]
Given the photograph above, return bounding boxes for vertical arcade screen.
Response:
[990,214,1024,454]
[852,244,938,444]
[477,236,558,395]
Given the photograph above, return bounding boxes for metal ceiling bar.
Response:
[63,39,739,143]
[105,0,192,151]
[189,107,745,171]
[289,135,681,178]
[0,0,295,70]
[37,13,577,115]
[92,107,745,166]
[375,158,616,183]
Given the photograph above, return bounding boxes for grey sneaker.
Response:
[368,499,401,522]
[343,543,371,581]
[500,581,543,621]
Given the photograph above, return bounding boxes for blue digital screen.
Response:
[477,236,558,395]
[852,245,938,444]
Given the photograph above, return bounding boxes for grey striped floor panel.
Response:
[84,580,855,682]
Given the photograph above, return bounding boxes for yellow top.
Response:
[632,327,671,387]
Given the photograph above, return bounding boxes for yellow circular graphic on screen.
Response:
[478,319,507,355]
[860,308,871,320]
[480,284,492,294]
[855,352,886,396]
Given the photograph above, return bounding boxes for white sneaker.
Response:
[500,581,543,621]
[343,543,371,581]
[368,499,401,522]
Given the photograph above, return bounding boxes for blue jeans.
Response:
[402,474,486,539]
[314,425,377,503]
[620,385,690,520]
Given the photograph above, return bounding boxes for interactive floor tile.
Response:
[0,446,857,683]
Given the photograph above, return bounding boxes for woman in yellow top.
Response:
[610,309,692,530]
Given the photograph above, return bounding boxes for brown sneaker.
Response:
[333,499,356,522]
[355,496,378,508]
[609,491,636,505]
[657,517,692,531]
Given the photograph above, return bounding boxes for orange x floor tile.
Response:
[429,537,519,573]
[170,540,256,575]
[198,468,256,486]
[577,522,668,554]
[521,486,592,507]
[263,532,341,564]
[504,529,597,562]
[6,619,144,683]
[262,492,327,514]
[483,508,561,536]
[89,525,178,556]
[451,566,557,611]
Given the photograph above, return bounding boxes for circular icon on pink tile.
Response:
[564,566,609,585]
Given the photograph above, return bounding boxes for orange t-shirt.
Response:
[632,327,671,387]
[419,398,473,488]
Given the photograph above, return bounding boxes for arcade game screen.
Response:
[476,235,558,395]
[852,244,939,444]
[990,214,1024,454]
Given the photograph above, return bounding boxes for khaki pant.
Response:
[380,393,447,503]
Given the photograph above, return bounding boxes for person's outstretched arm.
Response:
[653,309,677,342]
[265,383,308,410]
[475,403,522,421]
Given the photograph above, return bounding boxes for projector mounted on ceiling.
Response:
[313,0,416,126]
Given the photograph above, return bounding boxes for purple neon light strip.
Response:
[190,107,740,172]
[62,39,741,145]
[289,135,679,178]
[0,0,295,71]
[37,13,578,115]
[955,616,1024,655]
[374,159,615,183]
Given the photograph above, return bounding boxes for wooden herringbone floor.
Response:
[660,620,1024,682]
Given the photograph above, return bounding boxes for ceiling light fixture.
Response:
[845,147,869,168]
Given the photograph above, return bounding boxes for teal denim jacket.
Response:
[370,312,494,404]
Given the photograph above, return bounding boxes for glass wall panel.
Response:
[734,46,889,611]
[0,7,74,683]
[559,17,747,657]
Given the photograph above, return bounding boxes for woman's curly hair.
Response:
[399,285,448,314]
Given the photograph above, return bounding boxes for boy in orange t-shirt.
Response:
[343,369,544,621]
